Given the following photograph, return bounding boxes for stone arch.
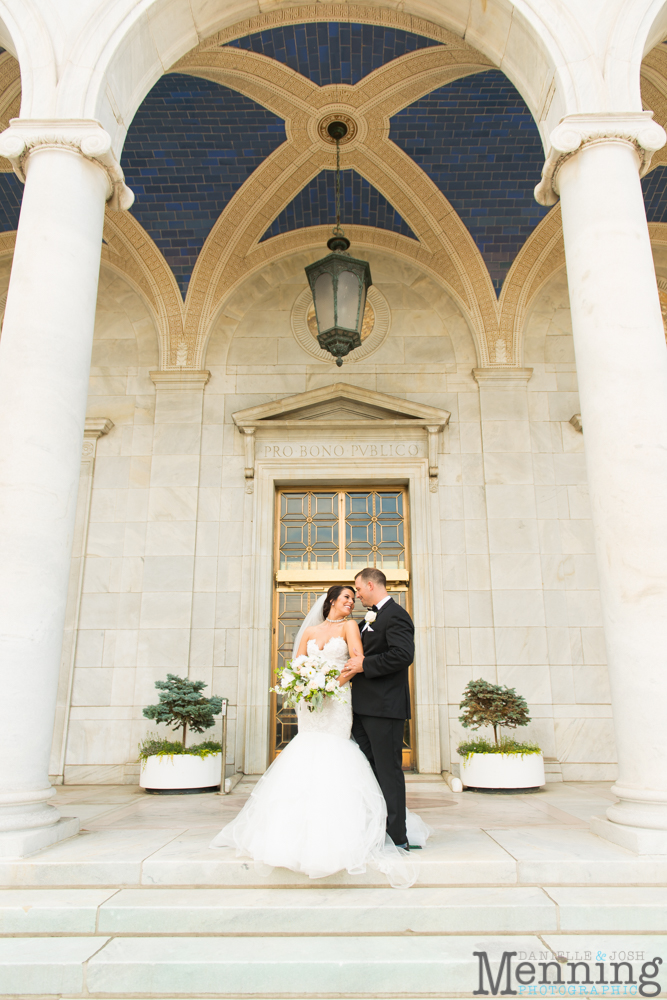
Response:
[101,208,184,369]
[608,0,667,112]
[522,265,572,369]
[0,1,54,118]
[92,264,160,371]
[63,1,592,159]
[496,205,565,365]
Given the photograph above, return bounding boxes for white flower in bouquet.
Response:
[270,652,345,712]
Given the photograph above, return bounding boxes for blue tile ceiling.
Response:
[390,69,549,295]
[226,23,439,86]
[121,74,286,296]
[642,166,667,222]
[261,169,417,242]
[0,172,22,232]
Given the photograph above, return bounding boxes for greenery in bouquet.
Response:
[271,653,345,712]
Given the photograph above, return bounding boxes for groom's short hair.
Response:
[355,567,387,587]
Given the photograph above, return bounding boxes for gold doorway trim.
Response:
[271,488,413,766]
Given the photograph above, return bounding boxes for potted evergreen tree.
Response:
[456,679,545,791]
[139,674,224,794]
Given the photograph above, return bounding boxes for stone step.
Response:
[1,934,665,998]
[4,824,667,888]
[1,886,667,937]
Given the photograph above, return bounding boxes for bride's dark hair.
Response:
[322,585,355,621]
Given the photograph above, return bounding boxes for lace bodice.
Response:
[296,637,352,738]
[306,636,349,667]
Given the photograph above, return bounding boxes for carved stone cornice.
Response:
[150,370,210,391]
[84,418,114,440]
[0,119,134,211]
[82,417,114,458]
[473,368,533,389]
[535,113,667,207]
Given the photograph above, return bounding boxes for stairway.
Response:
[1,778,666,998]
[1,880,667,996]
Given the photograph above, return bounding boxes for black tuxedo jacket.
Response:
[352,598,414,720]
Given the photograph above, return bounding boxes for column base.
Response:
[590,816,667,855]
[0,816,79,858]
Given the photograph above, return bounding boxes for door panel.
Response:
[272,487,413,767]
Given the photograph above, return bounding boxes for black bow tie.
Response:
[372,605,378,612]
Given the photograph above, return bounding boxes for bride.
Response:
[210,585,429,885]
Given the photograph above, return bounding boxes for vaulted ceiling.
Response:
[1,14,667,370]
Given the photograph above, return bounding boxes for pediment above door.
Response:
[232,382,450,429]
[233,384,450,493]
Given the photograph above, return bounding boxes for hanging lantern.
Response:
[305,121,372,367]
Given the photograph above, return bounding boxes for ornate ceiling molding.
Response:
[0,53,20,174]
[641,48,667,173]
[194,5,471,51]
[173,42,499,369]
[496,206,564,366]
[101,209,184,367]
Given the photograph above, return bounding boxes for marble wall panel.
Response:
[58,252,613,781]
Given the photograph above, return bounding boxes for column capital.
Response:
[535,112,666,207]
[0,119,134,211]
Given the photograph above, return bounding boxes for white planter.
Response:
[460,752,545,790]
[140,753,222,793]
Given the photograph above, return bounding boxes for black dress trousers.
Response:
[352,713,407,845]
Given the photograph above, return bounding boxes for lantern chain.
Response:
[334,137,342,237]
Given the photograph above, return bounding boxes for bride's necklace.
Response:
[325,615,351,624]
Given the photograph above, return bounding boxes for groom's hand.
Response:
[340,655,365,684]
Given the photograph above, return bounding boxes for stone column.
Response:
[536,113,667,852]
[0,120,132,856]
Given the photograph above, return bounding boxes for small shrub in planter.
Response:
[456,680,544,791]
[139,675,224,793]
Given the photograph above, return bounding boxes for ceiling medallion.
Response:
[318,113,357,145]
[292,284,391,364]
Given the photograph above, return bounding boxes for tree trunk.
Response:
[182,721,187,747]
[493,724,498,745]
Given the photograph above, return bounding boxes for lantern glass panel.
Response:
[314,273,334,331]
[337,270,361,331]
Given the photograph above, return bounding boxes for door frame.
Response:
[237,458,444,775]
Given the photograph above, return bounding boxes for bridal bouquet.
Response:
[271,653,345,712]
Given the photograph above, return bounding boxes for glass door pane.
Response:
[272,487,413,766]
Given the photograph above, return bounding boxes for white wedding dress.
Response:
[210,635,430,886]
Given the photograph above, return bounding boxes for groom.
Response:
[339,567,414,849]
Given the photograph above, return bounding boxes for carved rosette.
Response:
[535,113,667,207]
[0,119,134,211]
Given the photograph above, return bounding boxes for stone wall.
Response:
[47,250,616,783]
